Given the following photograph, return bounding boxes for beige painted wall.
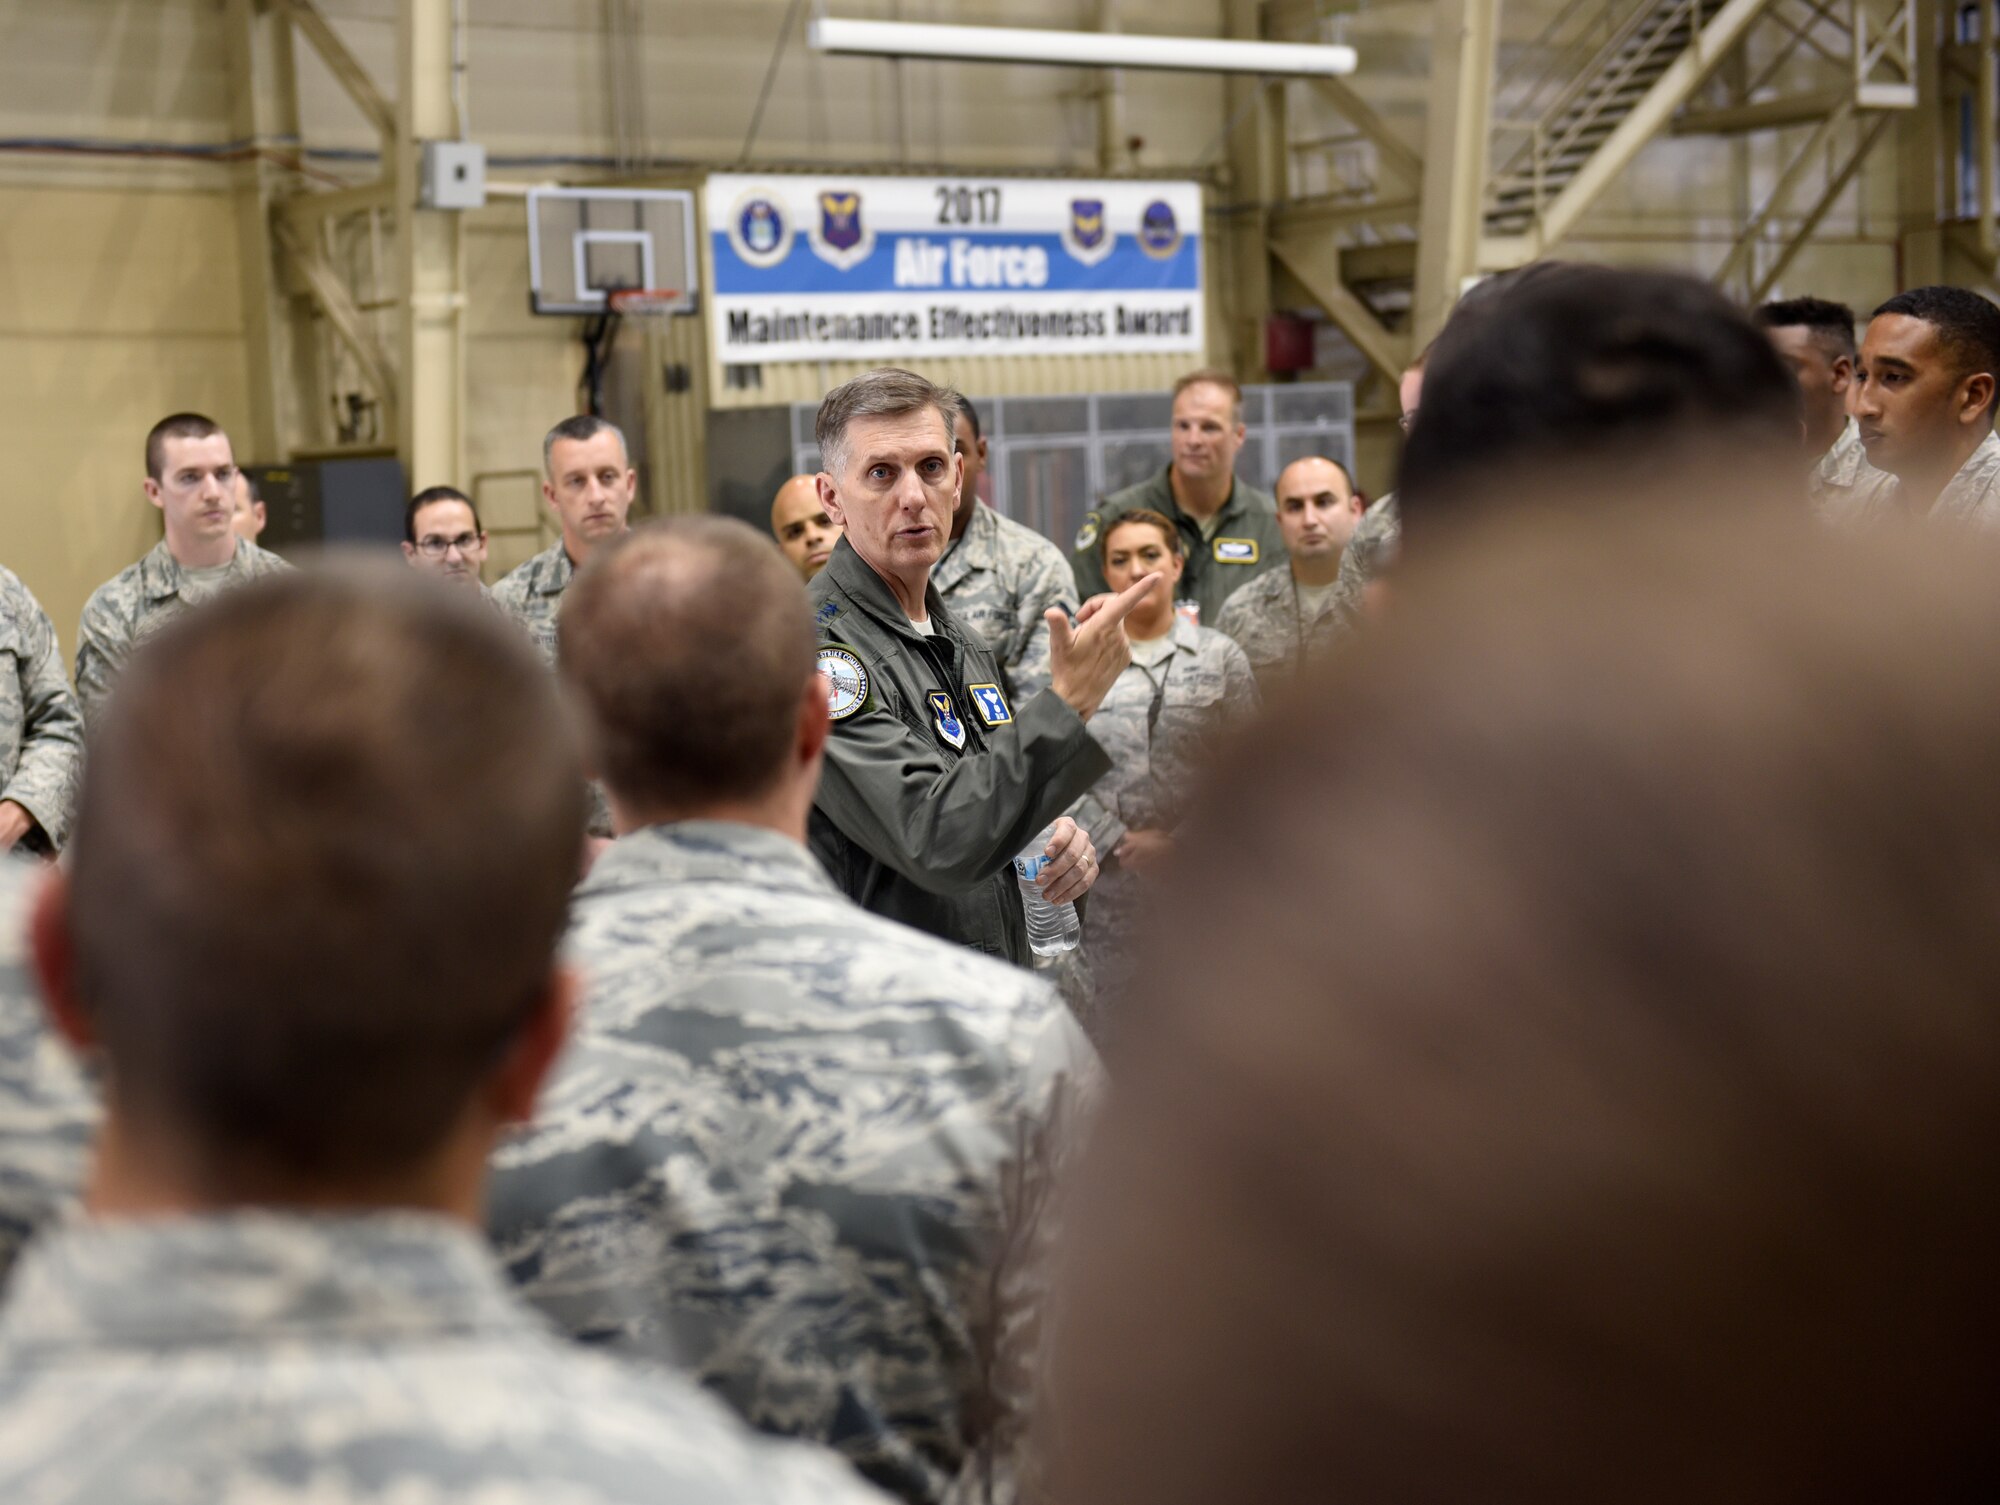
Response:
[0,183,254,657]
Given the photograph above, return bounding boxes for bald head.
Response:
[561,517,826,826]
[1275,455,1363,571]
[771,473,841,579]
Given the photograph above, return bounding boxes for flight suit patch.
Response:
[967,683,1013,726]
[927,690,968,749]
[1213,537,1260,564]
[1074,511,1101,553]
[817,645,870,721]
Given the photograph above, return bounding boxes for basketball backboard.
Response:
[527,187,697,316]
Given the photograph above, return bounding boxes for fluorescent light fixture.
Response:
[808,16,1357,77]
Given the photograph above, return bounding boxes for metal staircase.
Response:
[1486,0,1728,237]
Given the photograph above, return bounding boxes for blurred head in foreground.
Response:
[1051,503,2000,1504]
[1398,264,1805,552]
[32,561,585,1216]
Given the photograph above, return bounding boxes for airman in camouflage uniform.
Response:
[494,416,638,665]
[1327,493,1399,633]
[1214,455,1365,689]
[0,858,92,1294]
[1214,566,1347,684]
[937,398,1076,703]
[488,822,1099,1505]
[0,567,83,856]
[7,563,885,1505]
[1867,429,2000,526]
[935,502,1075,703]
[1847,288,2000,530]
[78,415,292,722]
[1068,619,1259,1029]
[495,515,1101,1504]
[1809,419,1894,527]
[75,537,290,722]
[0,1212,892,1505]
[491,538,575,665]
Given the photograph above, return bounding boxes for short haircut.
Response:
[1172,368,1243,421]
[238,471,261,504]
[1053,504,2000,1504]
[1399,265,1800,537]
[815,368,960,478]
[1872,286,2000,418]
[543,414,629,478]
[1276,455,1355,495]
[66,562,585,1182]
[1755,295,1858,358]
[954,394,983,444]
[405,484,484,544]
[146,413,227,481]
[559,516,816,816]
[1100,507,1184,565]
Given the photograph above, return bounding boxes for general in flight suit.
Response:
[809,537,1109,966]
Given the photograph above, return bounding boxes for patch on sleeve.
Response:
[1073,511,1101,553]
[967,682,1013,726]
[1212,537,1260,564]
[817,644,870,721]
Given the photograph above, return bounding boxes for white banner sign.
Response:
[705,174,1204,365]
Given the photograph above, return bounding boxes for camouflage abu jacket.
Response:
[487,820,1101,1505]
[0,568,82,853]
[933,502,1076,703]
[0,1211,891,1505]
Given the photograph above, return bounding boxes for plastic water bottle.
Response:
[1015,826,1082,957]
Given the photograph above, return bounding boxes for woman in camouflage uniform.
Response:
[1067,510,1259,1042]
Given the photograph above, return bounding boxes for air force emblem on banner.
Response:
[1138,198,1183,260]
[810,190,875,270]
[728,192,793,269]
[928,690,968,750]
[968,683,1013,726]
[1063,197,1113,267]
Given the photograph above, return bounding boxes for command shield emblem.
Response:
[927,690,968,750]
[810,190,875,269]
[1063,197,1113,267]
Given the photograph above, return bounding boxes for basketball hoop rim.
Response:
[607,288,687,315]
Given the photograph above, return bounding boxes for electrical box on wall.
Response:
[420,141,487,210]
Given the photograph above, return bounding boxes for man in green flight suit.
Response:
[808,368,1157,966]
[1070,369,1284,626]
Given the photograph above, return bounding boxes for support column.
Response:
[1414,0,1498,344]
[1223,0,1286,382]
[1896,0,1944,286]
[397,0,466,488]
[227,0,314,462]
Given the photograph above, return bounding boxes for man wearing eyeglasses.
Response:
[75,413,291,722]
[402,486,491,590]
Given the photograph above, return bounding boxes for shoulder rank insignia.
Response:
[817,644,870,721]
[814,598,845,629]
[1074,511,1101,554]
[927,690,968,750]
[967,683,1013,727]
[1213,537,1260,564]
